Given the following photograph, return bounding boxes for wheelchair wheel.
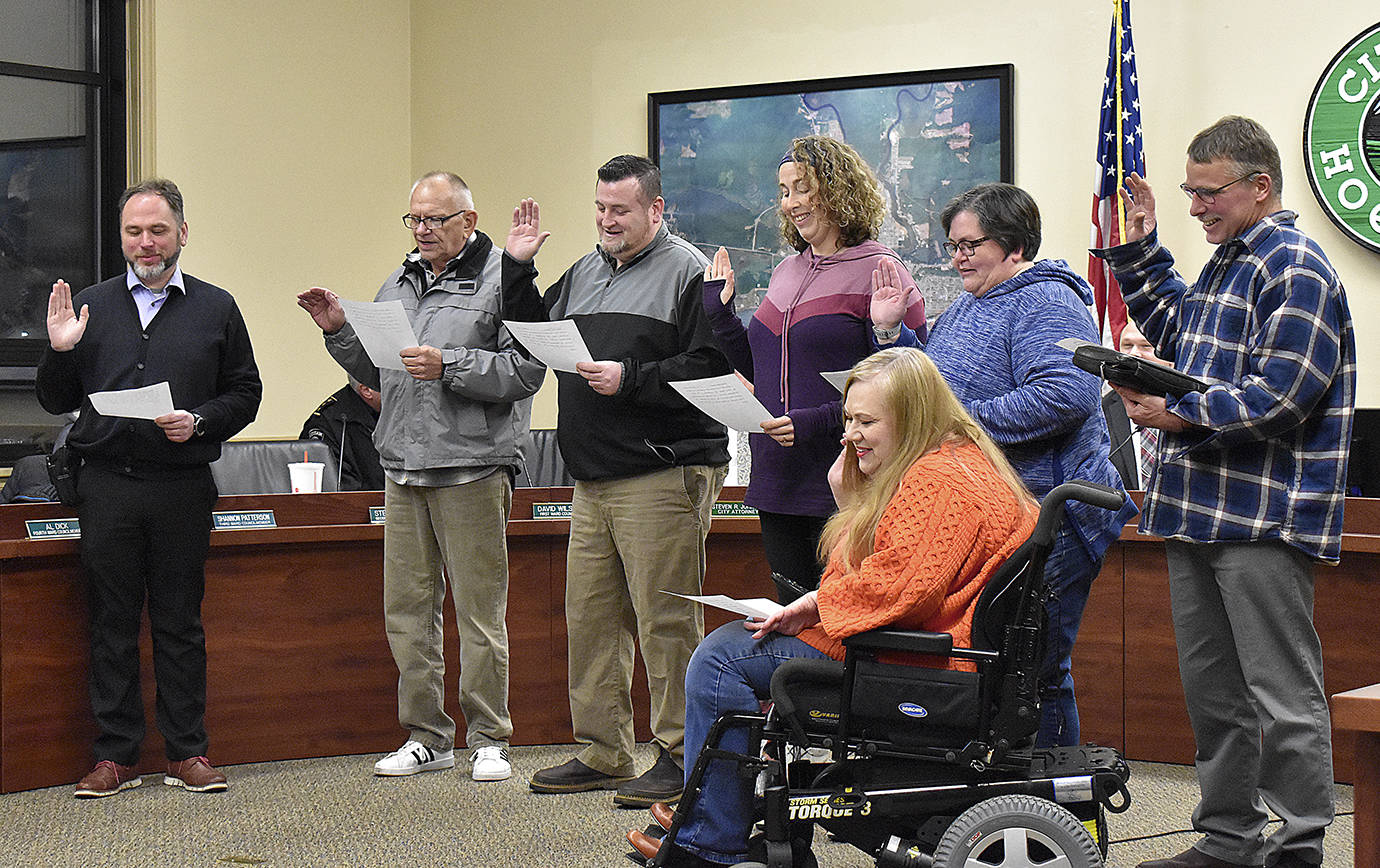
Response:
[932,794,1102,868]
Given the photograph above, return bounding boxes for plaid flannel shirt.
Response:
[1093,211,1355,563]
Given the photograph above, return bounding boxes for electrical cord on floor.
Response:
[1109,811,1355,846]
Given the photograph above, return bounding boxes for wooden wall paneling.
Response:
[1312,551,1380,784]
[1073,544,1126,751]
[1121,541,1196,765]
[203,538,397,765]
[1,555,100,792]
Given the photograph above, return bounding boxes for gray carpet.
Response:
[0,745,1354,867]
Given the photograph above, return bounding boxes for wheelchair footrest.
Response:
[1031,743,1132,813]
[1031,744,1128,778]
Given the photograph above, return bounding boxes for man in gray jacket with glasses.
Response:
[298,171,545,784]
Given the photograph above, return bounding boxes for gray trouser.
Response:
[1165,539,1333,866]
[565,464,727,775]
[383,473,513,752]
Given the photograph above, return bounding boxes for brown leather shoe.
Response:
[626,828,662,860]
[74,760,142,798]
[1138,847,1241,868]
[164,756,227,792]
[650,801,676,831]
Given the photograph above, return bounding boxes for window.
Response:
[0,0,125,378]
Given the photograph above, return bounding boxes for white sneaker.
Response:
[470,745,512,782]
[373,740,454,776]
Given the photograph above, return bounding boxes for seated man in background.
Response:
[0,453,57,503]
[1103,319,1165,491]
[299,377,384,490]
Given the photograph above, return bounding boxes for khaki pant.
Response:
[383,473,513,751]
[566,464,727,775]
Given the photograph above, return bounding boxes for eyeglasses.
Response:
[942,236,991,258]
[402,210,468,230]
[1179,173,1259,204]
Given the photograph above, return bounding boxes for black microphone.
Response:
[337,418,347,491]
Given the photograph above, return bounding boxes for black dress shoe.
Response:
[614,745,684,807]
[1270,855,1320,868]
[530,757,633,793]
[1137,847,1244,868]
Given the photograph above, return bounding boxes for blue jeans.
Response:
[678,623,830,864]
[1037,522,1101,747]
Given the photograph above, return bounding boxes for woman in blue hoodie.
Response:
[872,182,1136,747]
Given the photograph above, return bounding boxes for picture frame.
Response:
[649,64,1013,319]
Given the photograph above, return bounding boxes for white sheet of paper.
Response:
[1056,337,1097,353]
[669,374,773,433]
[339,299,418,371]
[88,381,175,420]
[660,590,783,620]
[820,370,850,394]
[501,319,593,373]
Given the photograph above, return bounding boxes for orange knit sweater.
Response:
[797,441,1037,665]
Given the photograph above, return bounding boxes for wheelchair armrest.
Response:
[842,628,954,656]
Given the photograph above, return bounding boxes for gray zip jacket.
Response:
[324,230,545,475]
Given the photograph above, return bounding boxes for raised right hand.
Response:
[705,246,735,305]
[1118,172,1157,243]
[506,198,551,262]
[47,280,88,351]
[869,258,907,331]
[296,286,347,333]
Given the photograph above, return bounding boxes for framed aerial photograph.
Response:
[649,64,1013,320]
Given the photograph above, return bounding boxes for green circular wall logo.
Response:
[1305,21,1380,254]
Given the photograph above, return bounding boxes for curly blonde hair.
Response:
[777,136,885,252]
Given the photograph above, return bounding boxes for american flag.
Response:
[1089,0,1145,346]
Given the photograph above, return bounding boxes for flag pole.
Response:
[1113,0,1126,242]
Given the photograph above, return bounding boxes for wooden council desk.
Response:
[0,487,773,793]
[2,489,1377,793]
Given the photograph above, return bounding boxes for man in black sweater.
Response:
[36,179,261,798]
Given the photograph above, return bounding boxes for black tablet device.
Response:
[1071,344,1208,399]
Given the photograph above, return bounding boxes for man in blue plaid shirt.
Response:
[1095,116,1355,868]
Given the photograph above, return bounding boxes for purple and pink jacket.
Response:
[703,241,926,517]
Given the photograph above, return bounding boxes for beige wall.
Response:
[144,0,412,438]
[415,0,1379,418]
[145,0,1380,438]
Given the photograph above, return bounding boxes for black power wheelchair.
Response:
[643,481,1133,868]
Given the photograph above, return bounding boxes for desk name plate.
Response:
[25,518,82,540]
[369,506,386,524]
[530,502,757,520]
[212,510,277,530]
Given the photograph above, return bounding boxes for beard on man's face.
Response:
[128,250,179,283]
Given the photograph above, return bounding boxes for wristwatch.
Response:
[872,323,902,343]
[191,413,206,437]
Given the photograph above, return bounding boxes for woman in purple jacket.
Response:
[702,135,926,598]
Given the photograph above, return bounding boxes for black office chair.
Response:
[208,439,340,495]
[513,428,574,488]
[647,481,1132,868]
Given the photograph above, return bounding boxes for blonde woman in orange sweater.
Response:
[630,347,1038,868]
